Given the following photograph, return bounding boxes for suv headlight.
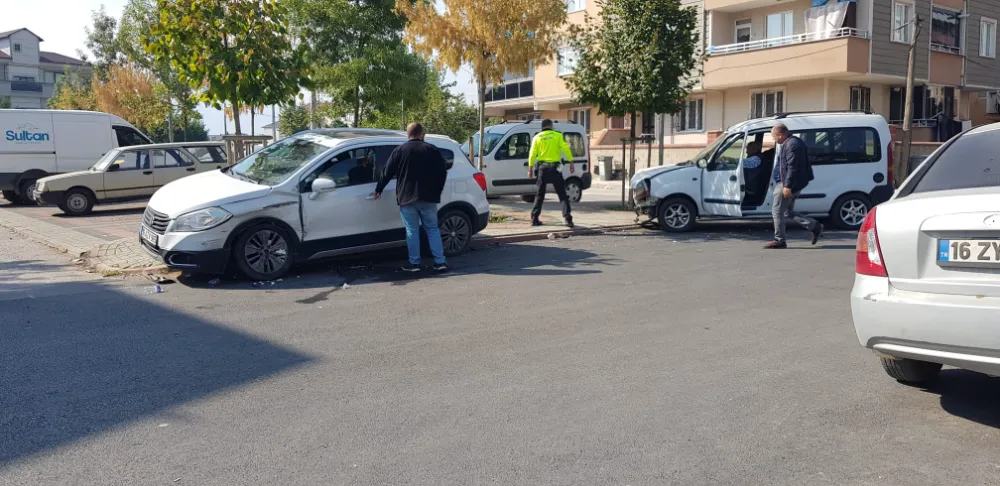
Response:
[172,207,232,232]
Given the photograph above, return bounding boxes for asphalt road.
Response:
[2,223,1000,485]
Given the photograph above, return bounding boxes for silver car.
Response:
[851,122,1000,384]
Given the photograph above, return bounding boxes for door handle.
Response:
[143,171,153,175]
[729,175,737,181]
[186,167,196,172]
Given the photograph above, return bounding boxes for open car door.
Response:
[700,132,746,217]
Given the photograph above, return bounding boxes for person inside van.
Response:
[348,150,375,185]
[742,142,765,198]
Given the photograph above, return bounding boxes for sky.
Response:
[2,0,480,136]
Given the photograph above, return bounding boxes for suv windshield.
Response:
[910,128,1000,194]
[230,133,338,185]
[91,149,122,171]
[461,132,504,157]
[688,134,728,165]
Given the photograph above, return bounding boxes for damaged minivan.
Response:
[139,129,491,280]
[631,111,893,232]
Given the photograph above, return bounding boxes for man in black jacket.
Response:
[374,123,449,272]
[765,123,822,249]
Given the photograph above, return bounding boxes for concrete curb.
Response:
[0,209,103,258]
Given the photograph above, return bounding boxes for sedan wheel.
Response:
[234,225,295,280]
[657,197,696,232]
[439,210,472,256]
[62,189,95,216]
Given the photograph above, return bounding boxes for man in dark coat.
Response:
[765,123,822,249]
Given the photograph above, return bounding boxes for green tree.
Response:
[0,97,11,109]
[398,0,566,168]
[144,0,312,135]
[286,0,428,128]
[147,114,209,142]
[566,0,700,205]
[80,5,122,79]
[278,103,311,136]
[48,69,97,110]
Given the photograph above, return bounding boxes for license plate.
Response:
[938,239,1000,265]
[139,225,158,247]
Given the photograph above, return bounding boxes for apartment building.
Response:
[0,28,89,109]
[484,0,1000,166]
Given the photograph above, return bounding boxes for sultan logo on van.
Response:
[5,123,51,142]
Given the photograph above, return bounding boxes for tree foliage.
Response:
[48,70,97,111]
[147,115,209,143]
[92,64,172,134]
[0,97,11,109]
[278,103,312,137]
[81,6,122,79]
[287,0,428,128]
[144,0,312,135]
[397,0,566,166]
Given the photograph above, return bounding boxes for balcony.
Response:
[484,80,534,103]
[703,28,870,89]
[11,80,43,92]
[0,80,54,98]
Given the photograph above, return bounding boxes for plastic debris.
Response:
[146,284,163,294]
[252,281,263,287]
[547,233,556,239]
[72,258,85,264]
[342,283,350,290]
[207,278,221,286]
[158,423,169,428]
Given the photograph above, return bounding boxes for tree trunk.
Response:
[182,111,188,142]
[167,105,174,143]
[657,114,665,167]
[628,113,637,209]
[353,85,362,128]
[251,110,256,136]
[232,100,243,135]
[477,77,486,172]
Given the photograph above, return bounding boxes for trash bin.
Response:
[598,156,615,181]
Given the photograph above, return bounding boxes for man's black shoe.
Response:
[401,264,422,273]
[763,240,787,249]
[565,219,574,229]
[432,263,449,272]
[531,220,543,226]
[811,224,824,245]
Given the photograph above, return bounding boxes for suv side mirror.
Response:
[696,159,709,169]
[309,177,336,200]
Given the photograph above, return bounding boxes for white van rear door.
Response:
[54,113,114,173]
[0,111,56,173]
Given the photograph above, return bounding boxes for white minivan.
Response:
[0,109,151,204]
[631,112,894,232]
[462,120,592,202]
[140,129,491,280]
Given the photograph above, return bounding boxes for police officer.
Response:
[527,119,575,228]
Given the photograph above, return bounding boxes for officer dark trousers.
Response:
[530,164,572,223]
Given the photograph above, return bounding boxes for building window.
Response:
[735,19,752,43]
[850,86,872,112]
[892,1,914,44]
[931,8,962,53]
[766,12,793,44]
[516,113,541,121]
[750,90,784,118]
[566,0,585,14]
[557,47,579,76]
[13,43,21,53]
[608,115,628,130]
[982,18,998,58]
[677,99,704,132]
[568,108,591,135]
[640,111,656,135]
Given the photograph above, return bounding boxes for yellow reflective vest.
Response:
[528,129,574,167]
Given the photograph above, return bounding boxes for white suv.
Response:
[631,112,893,232]
[139,129,491,280]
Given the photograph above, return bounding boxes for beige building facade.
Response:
[484,0,1000,169]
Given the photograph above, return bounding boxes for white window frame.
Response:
[678,97,705,132]
[981,18,998,59]
[892,1,915,44]
[566,0,585,14]
[516,113,541,121]
[568,107,591,134]
[850,86,872,112]
[735,19,752,44]
[749,88,786,118]
[930,6,963,54]
[557,47,580,77]
[766,11,794,40]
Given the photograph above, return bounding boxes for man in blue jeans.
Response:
[373,123,449,272]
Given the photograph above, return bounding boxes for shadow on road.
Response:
[0,280,313,465]
[608,220,858,247]
[921,370,1000,428]
[180,241,622,292]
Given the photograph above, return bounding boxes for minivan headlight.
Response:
[172,207,232,232]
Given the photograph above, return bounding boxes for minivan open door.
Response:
[700,133,746,217]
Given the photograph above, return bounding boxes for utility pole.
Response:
[310,90,317,130]
[657,113,665,166]
[401,98,406,131]
[896,14,924,187]
[272,105,277,140]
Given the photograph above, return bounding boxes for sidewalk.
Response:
[0,189,638,275]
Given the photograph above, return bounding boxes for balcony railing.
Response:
[11,81,44,92]
[708,28,869,56]
[485,80,534,103]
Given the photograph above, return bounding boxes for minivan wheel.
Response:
[62,188,95,216]
[565,179,583,203]
[831,193,871,230]
[657,197,696,233]
[439,210,472,256]
[18,179,38,206]
[2,191,17,203]
[879,356,942,385]
[520,195,535,203]
[234,225,294,281]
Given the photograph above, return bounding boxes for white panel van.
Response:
[0,109,150,204]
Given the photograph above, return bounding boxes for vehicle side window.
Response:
[109,151,147,171]
[301,146,386,192]
[563,132,587,158]
[793,128,880,165]
[710,135,746,171]
[186,146,226,164]
[496,133,532,160]
[439,148,455,170]
[910,132,999,194]
[153,149,194,168]
[114,126,151,147]
[370,145,401,177]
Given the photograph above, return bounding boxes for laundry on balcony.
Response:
[811,0,856,6]
[806,0,858,39]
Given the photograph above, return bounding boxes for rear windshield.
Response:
[910,129,1000,194]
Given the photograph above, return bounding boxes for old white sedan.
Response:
[851,123,1000,385]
